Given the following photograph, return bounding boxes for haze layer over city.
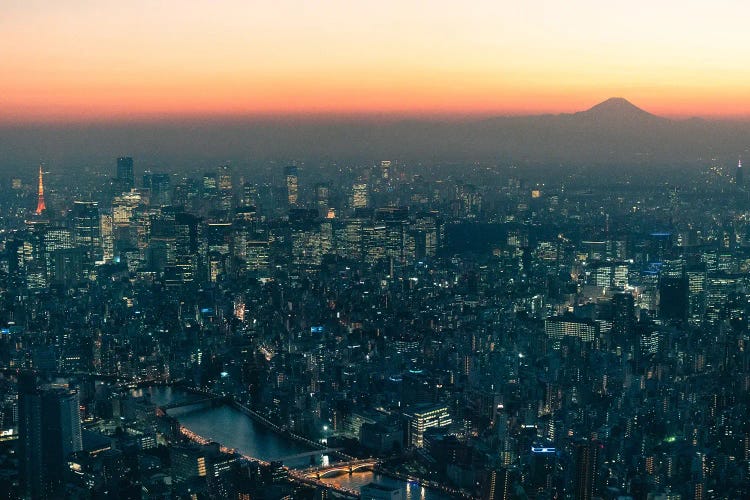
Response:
[1,2,750,500]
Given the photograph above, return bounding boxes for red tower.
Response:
[35,165,46,215]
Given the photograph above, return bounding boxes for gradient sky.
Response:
[3,0,750,122]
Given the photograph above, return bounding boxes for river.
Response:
[135,386,454,499]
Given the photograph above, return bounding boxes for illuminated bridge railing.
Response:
[299,458,381,478]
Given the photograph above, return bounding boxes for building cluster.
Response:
[0,157,748,499]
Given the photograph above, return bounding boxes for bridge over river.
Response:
[139,385,452,499]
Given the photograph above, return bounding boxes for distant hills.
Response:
[0,98,748,172]
[574,97,663,122]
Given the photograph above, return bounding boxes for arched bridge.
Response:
[299,458,381,479]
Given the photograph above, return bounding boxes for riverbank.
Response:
[141,386,454,499]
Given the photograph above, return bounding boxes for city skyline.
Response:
[2,3,750,498]
[4,1,750,123]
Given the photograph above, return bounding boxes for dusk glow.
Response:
[4,0,750,122]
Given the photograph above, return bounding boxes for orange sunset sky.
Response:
[3,0,750,122]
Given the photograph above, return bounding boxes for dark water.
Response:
[136,386,453,498]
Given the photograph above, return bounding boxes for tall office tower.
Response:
[142,170,153,191]
[24,220,49,290]
[43,389,83,486]
[202,172,218,197]
[315,182,330,214]
[18,373,43,498]
[246,239,271,273]
[482,467,513,500]
[612,292,635,336]
[285,166,299,206]
[117,156,135,190]
[737,158,743,187]
[380,160,392,181]
[242,181,258,207]
[659,275,689,321]
[686,264,707,322]
[100,214,114,263]
[573,440,600,500]
[172,212,199,282]
[217,164,233,210]
[18,374,83,497]
[72,201,103,265]
[35,165,46,215]
[149,173,172,206]
[43,226,75,277]
[352,182,369,208]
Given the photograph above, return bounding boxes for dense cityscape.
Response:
[0,150,748,499]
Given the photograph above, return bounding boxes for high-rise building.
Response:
[736,158,743,187]
[315,182,330,214]
[18,374,43,498]
[659,275,689,321]
[246,239,270,273]
[143,171,172,206]
[380,160,392,181]
[202,172,218,198]
[573,440,600,500]
[18,374,82,497]
[43,226,84,285]
[217,165,233,211]
[687,264,707,322]
[612,292,635,336]
[72,201,103,266]
[242,181,258,207]
[352,182,369,209]
[117,156,135,190]
[285,166,299,206]
[483,467,513,500]
[406,403,451,448]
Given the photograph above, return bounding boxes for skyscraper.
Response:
[736,158,743,187]
[483,467,513,500]
[217,164,233,211]
[117,156,135,190]
[18,374,82,497]
[285,166,299,207]
[612,292,635,336]
[573,440,600,500]
[659,275,689,321]
[315,182,330,214]
[380,160,391,181]
[143,172,172,206]
[242,181,258,207]
[352,182,369,209]
[43,388,83,486]
[72,201,103,266]
[18,373,43,498]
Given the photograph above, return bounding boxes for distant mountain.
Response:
[1,98,748,172]
[574,97,663,122]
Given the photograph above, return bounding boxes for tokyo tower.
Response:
[35,165,46,215]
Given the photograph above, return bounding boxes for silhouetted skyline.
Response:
[1,98,748,174]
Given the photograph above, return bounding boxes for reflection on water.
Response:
[321,471,450,500]
[135,387,452,498]
[135,386,312,466]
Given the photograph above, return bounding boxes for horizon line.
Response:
[4,110,750,127]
